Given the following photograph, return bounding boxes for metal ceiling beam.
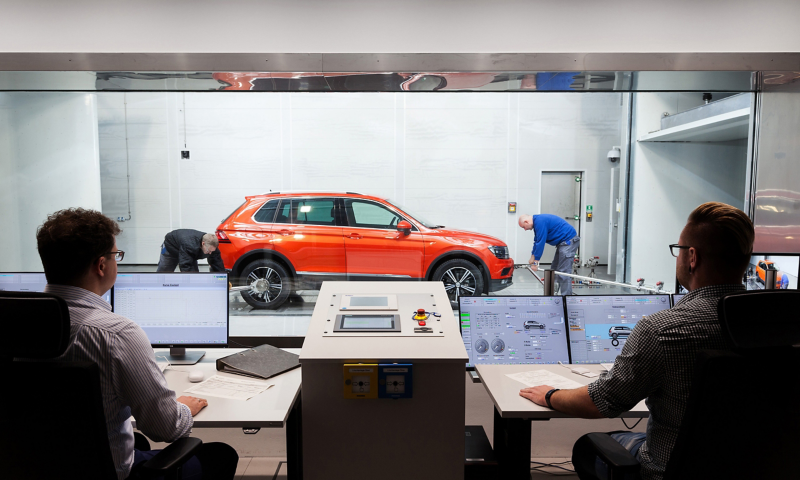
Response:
[1,52,799,72]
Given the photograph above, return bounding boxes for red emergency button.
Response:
[419,321,426,326]
[417,309,426,315]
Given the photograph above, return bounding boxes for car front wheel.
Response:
[433,258,485,307]
[240,259,292,309]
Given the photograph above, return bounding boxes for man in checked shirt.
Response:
[37,208,238,480]
[519,202,755,480]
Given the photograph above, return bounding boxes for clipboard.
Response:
[216,343,300,380]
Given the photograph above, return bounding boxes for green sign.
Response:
[587,205,593,211]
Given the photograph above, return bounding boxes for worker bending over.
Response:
[518,213,580,295]
[157,229,225,273]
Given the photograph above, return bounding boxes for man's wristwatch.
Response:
[545,388,560,409]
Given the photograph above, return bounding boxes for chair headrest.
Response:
[718,290,800,349]
[0,291,70,359]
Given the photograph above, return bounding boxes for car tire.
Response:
[240,259,292,309]
[611,333,618,340]
[433,258,485,307]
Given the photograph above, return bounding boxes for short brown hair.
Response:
[36,208,121,284]
[685,202,754,276]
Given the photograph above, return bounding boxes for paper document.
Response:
[601,363,615,371]
[506,370,585,390]
[183,375,274,401]
[156,362,168,373]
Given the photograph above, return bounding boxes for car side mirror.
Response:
[396,220,412,236]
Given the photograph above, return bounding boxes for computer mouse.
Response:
[188,370,205,383]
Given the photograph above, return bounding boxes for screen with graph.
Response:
[112,272,228,346]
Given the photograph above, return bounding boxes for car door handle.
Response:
[278,229,295,236]
[348,233,362,240]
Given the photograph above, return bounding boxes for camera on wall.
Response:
[607,146,621,163]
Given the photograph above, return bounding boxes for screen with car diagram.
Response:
[459,296,570,368]
[566,295,671,364]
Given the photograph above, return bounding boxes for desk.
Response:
[134,349,303,479]
[476,364,648,479]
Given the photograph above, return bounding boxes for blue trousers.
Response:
[132,448,202,479]
[130,441,238,480]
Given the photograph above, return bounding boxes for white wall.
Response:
[0,92,102,271]
[626,93,749,286]
[97,92,622,266]
[1,0,799,53]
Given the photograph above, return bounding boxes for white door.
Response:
[539,172,581,265]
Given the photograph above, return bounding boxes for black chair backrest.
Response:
[718,289,800,348]
[665,290,800,479]
[0,292,118,479]
[0,291,70,360]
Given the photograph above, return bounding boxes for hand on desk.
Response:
[519,385,551,407]
[177,395,208,416]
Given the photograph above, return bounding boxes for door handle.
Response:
[348,233,362,240]
[278,229,295,236]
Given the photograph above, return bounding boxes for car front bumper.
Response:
[489,277,513,292]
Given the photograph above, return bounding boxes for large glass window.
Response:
[290,199,336,226]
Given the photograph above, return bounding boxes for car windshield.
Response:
[766,264,778,270]
[384,199,441,229]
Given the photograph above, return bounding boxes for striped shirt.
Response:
[587,284,744,480]
[45,284,193,480]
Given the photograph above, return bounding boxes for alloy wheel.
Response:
[441,267,477,303]
[247,267,283,303]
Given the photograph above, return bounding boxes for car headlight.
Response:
[487,245,509,259]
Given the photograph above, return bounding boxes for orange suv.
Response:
[216,192,514,309]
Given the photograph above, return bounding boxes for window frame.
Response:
[340,198,420,232]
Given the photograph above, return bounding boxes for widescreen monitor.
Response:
[745,254,799,290]
[566,294,671,364]
[0,272,111,303]
[459,296,570,368]
[672,294,685,306]
[112,272,229,364]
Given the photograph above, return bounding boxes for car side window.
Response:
[291,198,336,226]
[253,199,280,223]
[345,199,403,229]
[274,200,291,224]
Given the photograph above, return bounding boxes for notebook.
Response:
[216,344,300,380]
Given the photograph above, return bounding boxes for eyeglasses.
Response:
[669,244,690,257]
[105,251,125,262]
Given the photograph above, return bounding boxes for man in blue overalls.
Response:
[518,214,580,295]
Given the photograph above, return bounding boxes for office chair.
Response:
[0,291,201,480]
[571,289,800,480]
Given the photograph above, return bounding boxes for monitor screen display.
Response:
[459,296,570,368]
[0,272,111,303]
[566,295,671,364]
[112,272,228,346]
[745,254,799,290]
[340,315,395,330]
[672,294,685,306]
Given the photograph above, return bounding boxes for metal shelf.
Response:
[638,107,750,143]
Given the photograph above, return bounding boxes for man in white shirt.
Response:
[37,208,238,480]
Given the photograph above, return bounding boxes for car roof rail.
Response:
[259,190,363,196]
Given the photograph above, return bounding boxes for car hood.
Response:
[427,228,507,246]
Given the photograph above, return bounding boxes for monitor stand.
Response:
[164,347,205,365]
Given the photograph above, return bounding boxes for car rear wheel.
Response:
[240,259,292,309]
[433,258,485,307]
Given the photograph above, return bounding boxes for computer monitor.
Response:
[459,296,570,368]
[672,294,685,306]
[745,254,799,290]
[112,272,229,364]
[566,294,671,364]
[0,272,111,303]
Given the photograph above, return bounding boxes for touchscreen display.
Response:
[340,315,395,329]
